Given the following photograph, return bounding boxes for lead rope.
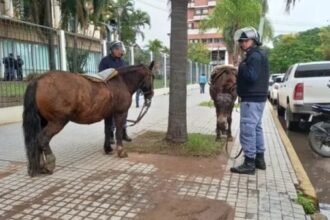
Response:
[126,101,151,127]
[225,133,243,160]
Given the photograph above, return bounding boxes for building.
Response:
[187,0,228,66]
[0,0,103,77]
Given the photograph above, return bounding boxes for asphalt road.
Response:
[276,109,330,204]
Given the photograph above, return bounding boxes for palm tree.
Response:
[59,0,89,72]
[285,0,296,11]
[18,0,56,70]
[146,39,164,53]
[166,0,189,143]
[202,0,273,64]
[120,9,150,44]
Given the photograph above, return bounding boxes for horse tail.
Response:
[23,80,41,177]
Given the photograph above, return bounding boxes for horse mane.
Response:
[210,65,237,85]
[117,64,148,75]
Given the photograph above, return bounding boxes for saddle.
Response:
[82,68,118,83]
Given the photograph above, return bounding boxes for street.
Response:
[276,107,330,216]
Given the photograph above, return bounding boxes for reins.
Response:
[224,132,243,159]
[126,100,151,127]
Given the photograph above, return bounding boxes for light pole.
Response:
[100,19,117,55]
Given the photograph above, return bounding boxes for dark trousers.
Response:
[4,69,15,81]
[200,83,206,94]
[17,69,23,81]
[136,89,142,107]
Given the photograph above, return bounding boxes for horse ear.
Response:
[149,61,155,71]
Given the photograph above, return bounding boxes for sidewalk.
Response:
[0,87,309,220]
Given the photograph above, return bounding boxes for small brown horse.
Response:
[23,62,154,177]
[209,65,238,141]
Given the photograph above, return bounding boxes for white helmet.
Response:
[234,27,262,46]
[109,40,126,54]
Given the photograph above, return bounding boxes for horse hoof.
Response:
[227,136,234,142]
[117,150,128,158]
[104,148,113,155]
[45,154,56,173]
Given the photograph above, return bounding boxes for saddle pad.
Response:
[82,68,118,82]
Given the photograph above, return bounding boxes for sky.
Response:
[134,0,330,48]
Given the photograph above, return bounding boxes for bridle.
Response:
[126,69,154,127]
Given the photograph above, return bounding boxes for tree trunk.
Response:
[166,0,188,143]
[73,14,79,73]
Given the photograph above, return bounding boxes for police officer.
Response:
[99,41,132,143]
[230,27,269,175]
[3,53,17,81]
[16,55,24,81]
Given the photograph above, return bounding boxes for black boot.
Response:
[123,128,132,142]
[255,153,266,170]
[230,156,256,175]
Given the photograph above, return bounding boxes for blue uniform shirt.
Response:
[98,55,127,72]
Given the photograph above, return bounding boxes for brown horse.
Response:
[23,62,154,177]
[209,65,238,141]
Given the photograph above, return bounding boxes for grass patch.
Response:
[295,192,317,214]
[199,101,240,109]
[199,101,214,108]
[126,131,224,157]
[0,81,27,97]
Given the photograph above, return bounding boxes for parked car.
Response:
[270,75,284,104]
[268,73,283,99]
[277,61,330,130]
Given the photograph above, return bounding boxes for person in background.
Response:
[16,55,24,81]
[135,89,142,108]
[230,27,269,175]
[199,73,207,94]
[3,53,16,81]
[98,41,132,143]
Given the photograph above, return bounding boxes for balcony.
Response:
[208,0,217,6]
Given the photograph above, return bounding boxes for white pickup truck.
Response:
[277,61,330,130]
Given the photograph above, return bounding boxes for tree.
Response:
[285,0,296,11]
[317,26,330,60]
[120,9,150,44]
[166,0,189,143]
[19,0,56,70]
[111,0,150,45]
[269,28,323,73]
[146,39,164,53]
[145,39,166,63]
[201,0,273,63]
[188,43,210,64]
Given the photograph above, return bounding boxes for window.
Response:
[283,66,293,82]
[208,38,213,43]
[188,23,192,29]
[295,63,330,78]
[202,39,207,43]
[195,9,202,15]
[202,9,208,15]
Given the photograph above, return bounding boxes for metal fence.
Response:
[125,46,212,89]
[0,16,212,107]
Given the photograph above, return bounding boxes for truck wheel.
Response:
[285,108,298,131]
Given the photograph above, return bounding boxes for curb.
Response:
[268,102,317,202]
